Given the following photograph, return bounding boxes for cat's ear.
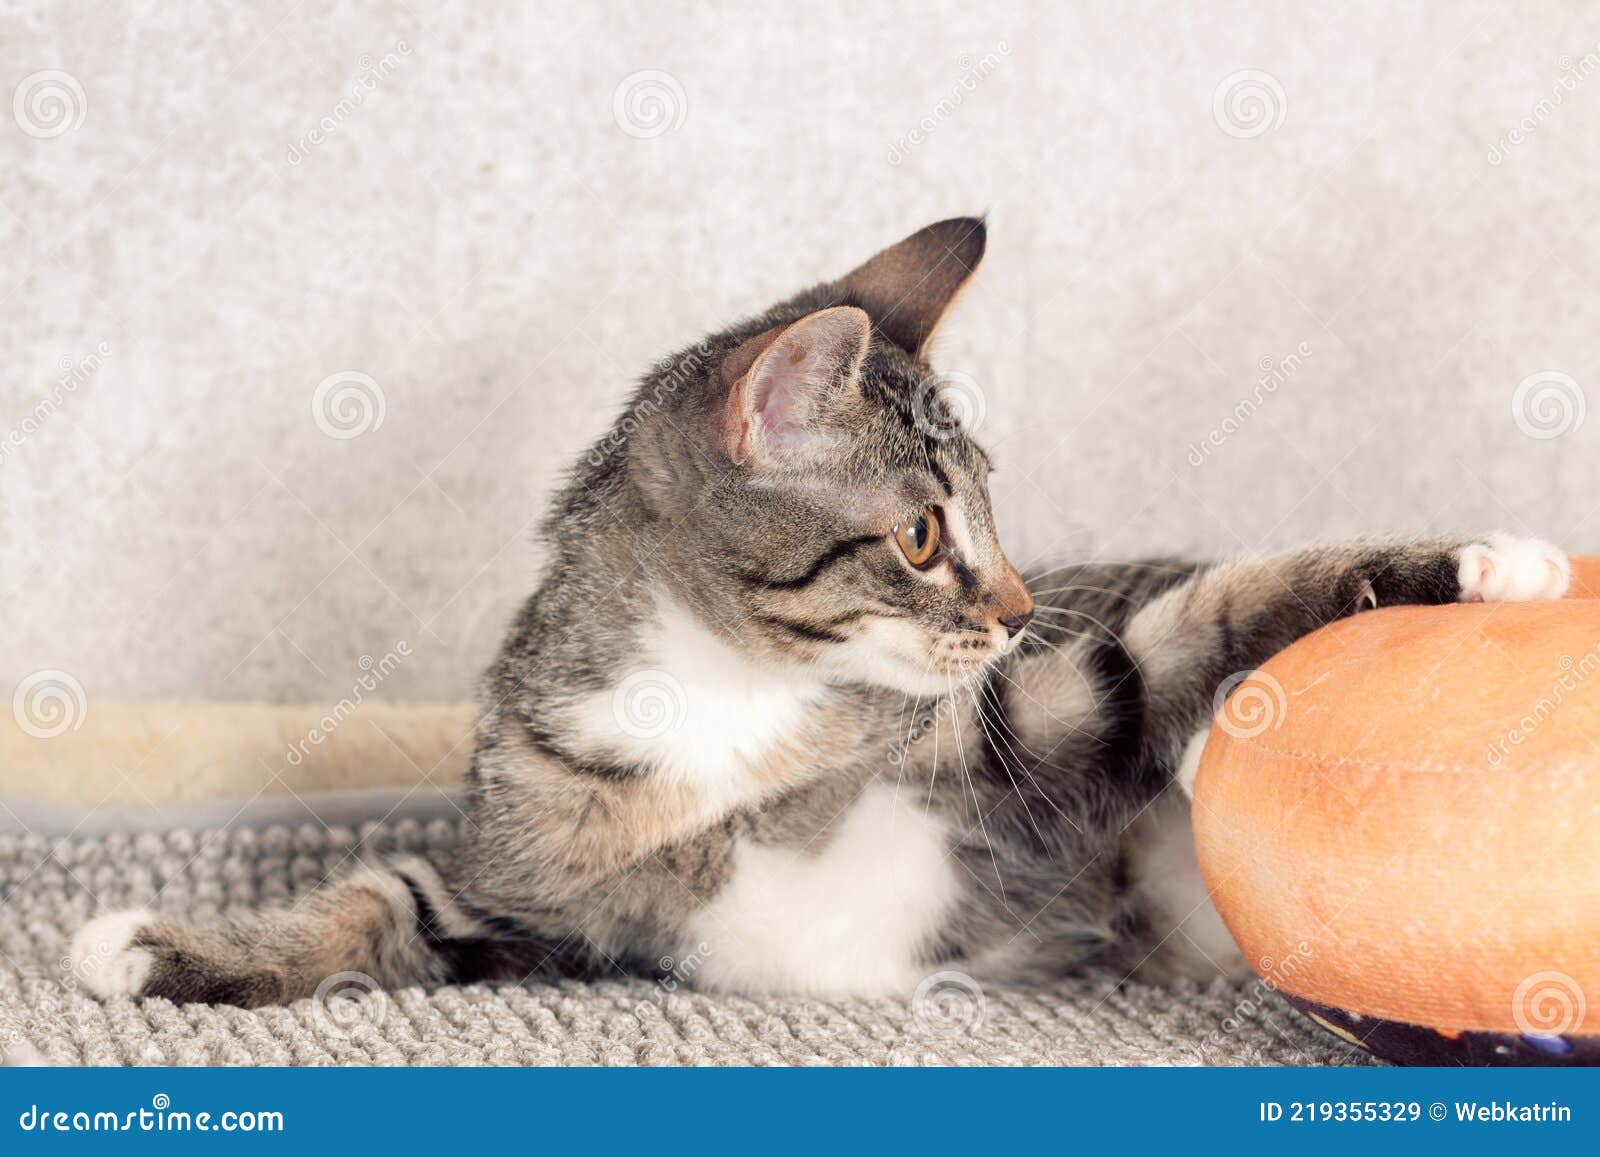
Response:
[723,306,871,467]
[836,216,986,358]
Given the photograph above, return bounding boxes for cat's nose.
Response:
[999,609,1034,639]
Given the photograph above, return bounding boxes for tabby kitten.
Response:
[73,218,1570,1004]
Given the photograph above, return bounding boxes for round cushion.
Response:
[1194,556,1600,1065]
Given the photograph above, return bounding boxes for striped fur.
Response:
[70,220,1571,1006]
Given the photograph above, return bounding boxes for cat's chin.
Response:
[816,643,989,697]
[811,617,997,696]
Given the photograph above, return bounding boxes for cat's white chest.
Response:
[683,783,961,996]
[571,598,825,799]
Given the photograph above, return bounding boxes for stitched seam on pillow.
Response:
[1233,741,1489,774]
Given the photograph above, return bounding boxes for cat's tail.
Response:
[68,856,595,1008]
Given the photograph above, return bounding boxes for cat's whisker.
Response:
[1015,616,1100,648]
[1028,606,1138,665]
[976,678,1045,762]
[987,664,1110,748]
[1025,583,1142,603]
[1023,612,1097,633]
[947,674,1006,904]
[889,684,915,833]
[971,681,1054,845]
[976,679,1079,827]
[1028,558,1194,581]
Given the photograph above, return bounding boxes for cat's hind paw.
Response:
[1458,534,1571,603]
[68,909,157,998]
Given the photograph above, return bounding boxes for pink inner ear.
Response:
[749,338,816,443]
[729,306,870,466]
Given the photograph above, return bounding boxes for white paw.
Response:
[1,1042,48,1067]
[69,909,156,998]
[1458,534,1571,603]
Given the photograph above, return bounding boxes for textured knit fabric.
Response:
[0,819,1369,1066]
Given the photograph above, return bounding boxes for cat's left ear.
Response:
[836,216,986,358]
[723,306,871,468]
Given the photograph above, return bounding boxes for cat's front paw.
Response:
[1458,534,1571,602]
[68,909,157,998]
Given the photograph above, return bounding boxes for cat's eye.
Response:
[893,508,941,568]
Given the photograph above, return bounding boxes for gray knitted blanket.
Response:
[0,817,1364,1066]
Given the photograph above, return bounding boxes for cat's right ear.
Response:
[720,306,871,468]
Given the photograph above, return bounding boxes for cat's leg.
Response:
[67,856,575,1006]
[1118,533,1567,980]
[1127,532,1570,773]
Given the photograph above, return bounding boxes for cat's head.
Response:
[610,217,1033,697]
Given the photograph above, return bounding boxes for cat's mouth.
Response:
[927,630,1005,679]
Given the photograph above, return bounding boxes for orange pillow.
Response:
[1194,557,1600,1065]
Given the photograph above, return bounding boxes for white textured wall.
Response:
[4,1,1599,706]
